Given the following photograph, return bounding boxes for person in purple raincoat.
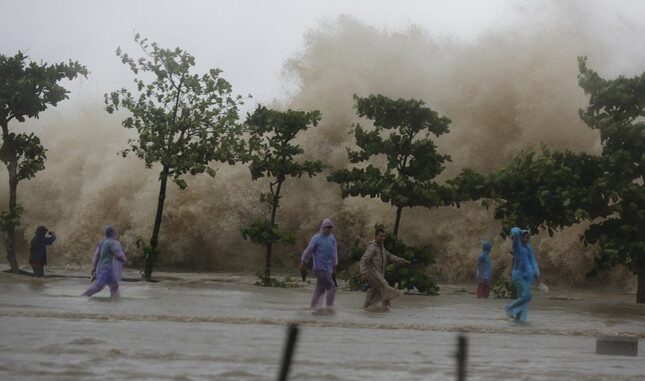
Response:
[82,226,126,298]
[299,218,338,309]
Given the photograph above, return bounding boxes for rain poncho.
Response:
[505,227,540,322]
[359,240,407,307]
[476,240,493,298]
[476,241,493,283]
[82,226,126,297]
[29,226,56,277]
[300,219,338,307]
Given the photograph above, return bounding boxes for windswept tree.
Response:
[241,106,325,285]
[451,147,606,236]
[105,35,247,280]
[577,57,644,302]
[328,94,453,236]
[328,94,452,294]
[452,58,644,303]
[0,52,87,273]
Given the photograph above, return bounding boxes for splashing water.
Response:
[1,5,643,290]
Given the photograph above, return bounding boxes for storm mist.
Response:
[1,6,643,288]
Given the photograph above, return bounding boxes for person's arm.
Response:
[485,255,493,285]
[91,244,100,270]
[510,227,521,256]
[45,233,56,245]
[332,237,338,273]
[475,255,482,281]
[359,246,374,280]
[529,247,540,283]
[299,235,317,271]
[385,249,410,265]
[112,241,126,264]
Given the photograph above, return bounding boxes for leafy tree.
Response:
[452,58,645,303]
[241,105,325,285]
[328,94,453,235]
[577,57,644,302]
[451,147,606,235]
[490,277,517,299]
[329,94,451,293]
[382,233,438,294]
[105,35,246,280]
[0,52,87,273]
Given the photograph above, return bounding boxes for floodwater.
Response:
[0,267,643,381]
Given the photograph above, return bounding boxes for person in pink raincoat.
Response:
[82,226,126,297]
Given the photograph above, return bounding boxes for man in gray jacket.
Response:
[359,227,410,308]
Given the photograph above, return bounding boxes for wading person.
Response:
[299,218,338,309]
[82,226,126,298]
[29,226,56,278]
[359,227,410,309]
[505,227,541,322]
[476,240,493,298]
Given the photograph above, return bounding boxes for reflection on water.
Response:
[0,269,643,381]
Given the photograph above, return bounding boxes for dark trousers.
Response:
[31,261,45,277]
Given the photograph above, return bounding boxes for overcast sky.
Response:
[2,0,644,108]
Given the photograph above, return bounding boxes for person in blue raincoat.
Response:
[476,240,493,298]
[505,227,541,322]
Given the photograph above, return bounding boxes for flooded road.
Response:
[0,268,643,380]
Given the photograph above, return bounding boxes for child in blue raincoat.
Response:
[505,227,541,322]
[476,240,493,298]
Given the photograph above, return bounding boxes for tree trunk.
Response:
[145,165,169,281]
[264,180,283,283]
[264,243,272,284]
[637,259,645,304]
[5,166,19,273]
[1,120,20,273]
[393,205,403,236]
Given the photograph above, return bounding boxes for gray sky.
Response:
[1,0,644,108]
[0,0,517,104]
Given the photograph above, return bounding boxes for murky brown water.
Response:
[0,268,643,380]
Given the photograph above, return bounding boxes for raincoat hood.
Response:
[35,226,48,236]
[105,225,117,238]
[319,218,334,234]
